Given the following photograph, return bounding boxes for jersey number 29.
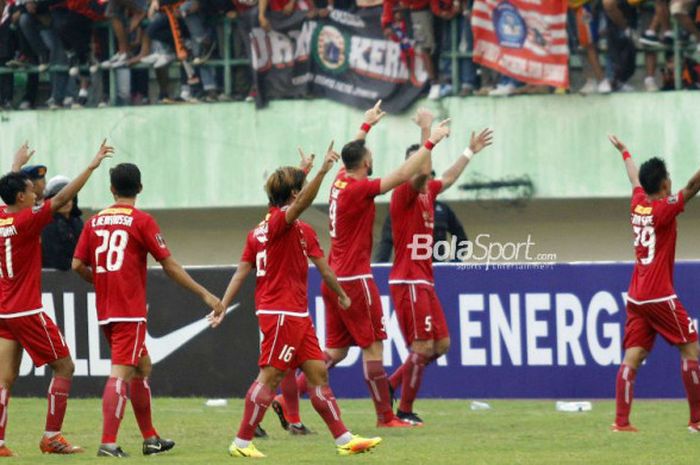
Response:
[94,230,129,273]
[633,225,656,265]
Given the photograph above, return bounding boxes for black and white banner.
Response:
[240,7,430,113]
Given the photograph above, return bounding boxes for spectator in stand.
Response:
[638,0,671,92]
[102,0,147,68]
[570,0,611,94]
[382,0,441,99]
[0,0,15,108]
[435,0,478,97]
[670,0,700,55]
[258,0,314,31]
[41,176,84,270]
[602,0,641,91]
[17,0,72,108]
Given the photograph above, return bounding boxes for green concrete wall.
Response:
[2,92,698,209]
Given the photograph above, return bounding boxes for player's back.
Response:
[628,186,684,302]
[76,204,170,323]
[327,172,382,277]
[0,201,53,315]
[251,208,314,314]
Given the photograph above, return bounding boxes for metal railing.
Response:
[0,12,691,106]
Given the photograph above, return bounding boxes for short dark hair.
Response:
[639,157,668,195]
[341,140,368,170]
[405,143,420,160]
[0,172,30,205]
[110,163,142,198]
[265,166,306,207]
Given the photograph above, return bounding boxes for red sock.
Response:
[398,352,428,413]
[130,377,158,439]
[102,377,128,444]
[363,360,394,423]
[0,387,9,441]
[615,364,636,427]
[389,364,405,391]
[236,381,274,441]
[681,359,700,423]
[45,377,71,433]
[281,371,301,424]
[297,352,334,397]
[309,385,348,439]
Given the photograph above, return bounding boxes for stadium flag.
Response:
[240,6,430,113]
[471,0,569,88]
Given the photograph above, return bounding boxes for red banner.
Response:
[471,0,569,88]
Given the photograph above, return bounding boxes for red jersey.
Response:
[0,201,54,317]
[241,209,323,316]
[627,187,684,303]
[73,204,171,324]
[327,172,382,278]
[389,180,443,284]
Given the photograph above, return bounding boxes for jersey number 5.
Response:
[633,225,656,265]
[94,230,129,273]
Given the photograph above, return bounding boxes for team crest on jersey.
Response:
[668,195,679,204]
[334,180,348,189]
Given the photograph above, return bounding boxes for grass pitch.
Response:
[5,398,699,464]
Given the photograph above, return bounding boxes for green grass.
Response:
[5,398,700,464]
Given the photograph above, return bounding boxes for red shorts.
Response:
[390,283,449,346]
[624,298,698,351]
[102,321,149,366]
[0,312,70,367]
[258,313,324,371]
[323,277,387,349]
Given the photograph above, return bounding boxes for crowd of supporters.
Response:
[0,0,698,110]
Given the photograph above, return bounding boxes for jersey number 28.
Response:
[94,230,129,273]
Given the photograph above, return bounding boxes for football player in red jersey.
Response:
[0,140,114,456]
[609,135,700,432]
[299,101,451,428]
[212,145,382,458]
[72,163,225,457]
[388,109,493,424]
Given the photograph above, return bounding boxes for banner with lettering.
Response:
[240,6,429,113]
[16,263,697,399]
[471,0,569,88]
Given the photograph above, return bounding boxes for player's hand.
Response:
[207,309,226,328]
[13,141,35,170]
[469,128,494,155]
[88,139,115,170]
[259,15,271,32]
[148,0,160,18]
[608,134,627,154]
[298,147,315,173]
[364,100,386,127]
[338,293,351,310]
[429,119,451,144]
[412,107,434,129]
[319,141,339,174]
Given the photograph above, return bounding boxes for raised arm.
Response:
[355,100,386,141]
[209,261,253,328]
[160,256,225,316]
[309,256,351,310]
[51,140,114,213]
[682,169,700,203]
[408,108,435,190]
[258,0,271,31]
[11,141,35,172]
[71,258,94,283]
[285,142,339,224]
[608,135,640,188]
[440,128,493,192]
[379,119,451,195]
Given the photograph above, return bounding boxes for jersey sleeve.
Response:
[655,190,685,226]
[18,199,54,236]
[391,182,419,210]
[73,219,92,264]
[361,178,382,198]
[240,232,257,264]
[428,179,444,201]
[141,214,171,262]
[267,208,290,240]
[302,224,324,259]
